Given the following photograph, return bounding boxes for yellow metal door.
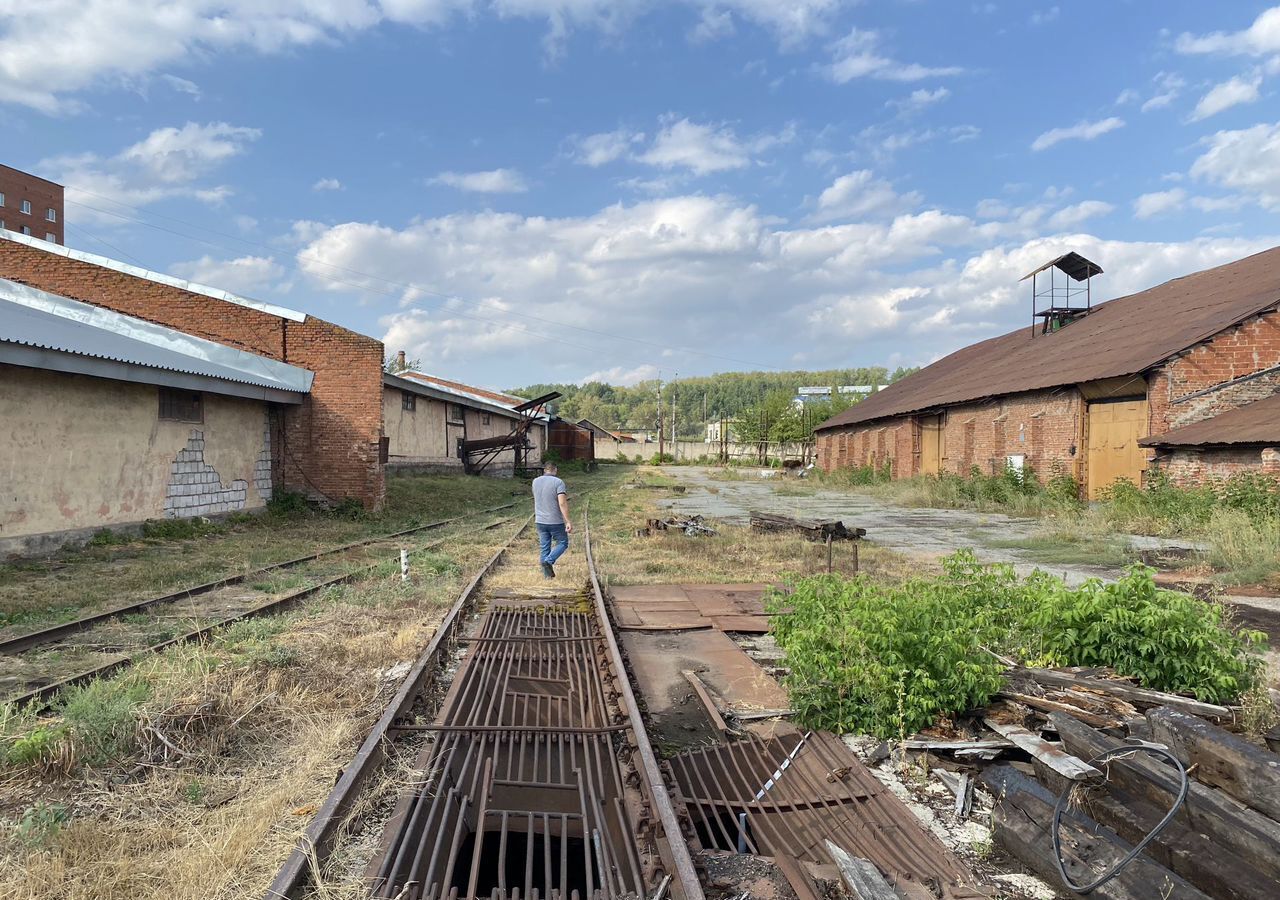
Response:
[1086,400,1148,499]
[919,416,943,475]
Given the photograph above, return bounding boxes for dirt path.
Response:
[655,466,1203,585]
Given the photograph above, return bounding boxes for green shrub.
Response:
[266,490,312,518]
[768,551,1265,737]
[647,452,674,465]
[4,724,69,769]
[14,802,68,848]
[141,517,224,540]
[56,678,151,767]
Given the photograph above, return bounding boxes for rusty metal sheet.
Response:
[708,615,771,634]
[671,733,983,899]
[819,247,1280,431]
[1141,390,1280,446]
[613,584,772,632]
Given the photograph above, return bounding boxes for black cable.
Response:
[1051,743,1189,894]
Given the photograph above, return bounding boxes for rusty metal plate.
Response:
[670,733,983,899]
[612,585,772,632]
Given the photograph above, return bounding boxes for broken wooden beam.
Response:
[982,765,1213,900]
[983,716,1101,781]
[900,737,1014,752]
[1013,667,1232,720]
[996,689,1131,728]
[1050,711,1280,883]
[682,670,730,737]
[1146,705,1280,822]
[823,840,898,900]
[1029,757,1280,900]
[748,510,865,542]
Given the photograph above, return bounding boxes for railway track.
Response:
[0,502,526,708]
[266,509,704,900]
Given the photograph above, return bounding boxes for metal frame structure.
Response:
[462,391,560,475]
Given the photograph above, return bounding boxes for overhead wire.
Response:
[62,185,785,373]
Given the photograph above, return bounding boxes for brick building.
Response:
[0,230,386,515]
[815,247,1280,497]
[0,164,63,245]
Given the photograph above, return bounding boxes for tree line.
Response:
[509,366,916,441]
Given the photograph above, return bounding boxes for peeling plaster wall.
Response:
[0,363,270,542]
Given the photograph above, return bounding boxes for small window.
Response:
[45,208,56,222]
[401,391,416,412]
[159,388,203,423]
[0,192,6,207]
[448,403,465,423]
[20,200,30,215]
[20,225,30,235]
[45,232,55,242]
[482,412,491,426]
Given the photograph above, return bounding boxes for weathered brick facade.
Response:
[0,240,386,508]
[817,307,1280,492]
[1155,447,1280,484]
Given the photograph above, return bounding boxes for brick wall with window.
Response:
[0,165,63,245]
[0,238,386,508]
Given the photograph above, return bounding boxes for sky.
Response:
[3,2,1280,389]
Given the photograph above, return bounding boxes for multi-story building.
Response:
[0,164,64,245]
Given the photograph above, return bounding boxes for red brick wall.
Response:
[1155,446,1280,485]
[0,240,386,508]
[1148,311,1280,435]
[0,165,63,244]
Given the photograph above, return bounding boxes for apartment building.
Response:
[0,163,64,245]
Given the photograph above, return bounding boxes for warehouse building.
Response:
[815,248,1280,497]
[0,276,312,557]
[0,230,387,514]
[383,366,547,476]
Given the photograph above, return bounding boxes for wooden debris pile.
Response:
[901,665,1280,900]
[748,510,865,542]
[642,514,717,537]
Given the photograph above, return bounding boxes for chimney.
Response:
[396,350,407,370]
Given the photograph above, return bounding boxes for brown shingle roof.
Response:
[817,246,1280,432]
[1140,393,1280,448]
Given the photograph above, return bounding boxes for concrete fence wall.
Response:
[593,438,815,463]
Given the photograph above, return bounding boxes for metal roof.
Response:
[1020,251,1104,282]
[818,245,1280,432]
[1140,393,1280,448]
[0,277,313,402]
[384,372,549,422]
[0,229,307,322]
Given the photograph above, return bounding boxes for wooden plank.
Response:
[982,765,1213,900]
[1016,668,1231,719]
[823,840,898,900]
[774,854,824,900]
[682,670,730,737]
[1030,758,1280,900]
[983,717,1101,781]
[1147,706,1280,821]
[901,738,1014,752]
[1050,712,1280,882]
[997,690,1124,728]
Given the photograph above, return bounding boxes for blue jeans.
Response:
[537,523,569,565]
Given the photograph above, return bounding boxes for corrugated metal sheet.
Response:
[0,229,307,322]
[818,246,1280,432]
[384,372,548,422]
[0,278,313,394]
[1141,392,1280,447]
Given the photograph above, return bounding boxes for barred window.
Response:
[402,391,416,412]
[159,388,203,423]
[449,403,465,423]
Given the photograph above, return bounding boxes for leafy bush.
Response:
[56,678,151,767]
[647,452,674,465]
[768,551,1265,737]
[14,802,68,848]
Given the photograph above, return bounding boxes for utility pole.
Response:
[671,373,677,462]
[656,375,664,460]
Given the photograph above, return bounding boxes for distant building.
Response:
[792,385,882,408]
[0,164,64,245]
[705,421,737,443]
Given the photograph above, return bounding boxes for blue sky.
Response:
[3,2,1280,388]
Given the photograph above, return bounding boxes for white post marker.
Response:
[400,548,409,582]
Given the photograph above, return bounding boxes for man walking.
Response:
[533,462,572,578]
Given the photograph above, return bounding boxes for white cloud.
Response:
[1189,74,1262,121]
[0,0,843,112]
[39,121,260,220]
[637,117,792,175]
[1177,7,1280,56]
[312,177,344,191]
[1141,71,1185,112]
[889,87,950,114]
[1030,116,1124,151]
[428,168,528,193]
[1046,200,1113,229]
[160,74,201,98]
[1029,6,1059,26]
[812,170,921,222]
[573,129,644,167]
[171,254,286,295]
[578,364,660,386]
[823,28,962,84]
[1190,120,1280,209]
[288,191,1277,382]
[1114,87,1139,105]
[1133,188,1187,219]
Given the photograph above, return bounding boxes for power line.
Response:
[63,185,785,373]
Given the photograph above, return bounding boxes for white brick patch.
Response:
[163,425,266,519]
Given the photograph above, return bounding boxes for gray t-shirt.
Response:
[532,474,567,525]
